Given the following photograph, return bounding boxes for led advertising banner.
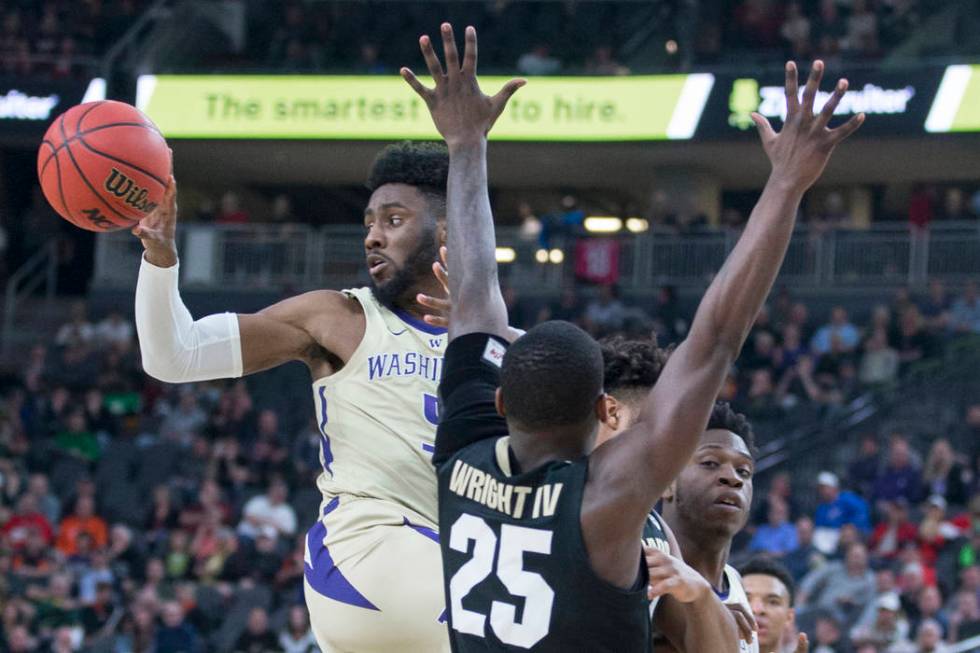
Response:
[925,64,980,133]
[696,67,942,139]
[135,74,714,141]
[0,77,105,138]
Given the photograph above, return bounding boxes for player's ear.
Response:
[662,481,676,503]
[437,219,447,247]
[787,607,795,628]
[595,393,610,426]
[494,388,506,418]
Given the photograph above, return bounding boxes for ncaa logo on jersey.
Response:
[482,338,506,368]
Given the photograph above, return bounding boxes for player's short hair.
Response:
[366,141,448,219]
[599,335,673,394]
[501,321,604,429]
[707,402,756,456]
[740,557,796,605]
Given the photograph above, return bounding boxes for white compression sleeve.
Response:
[135,256,243,383]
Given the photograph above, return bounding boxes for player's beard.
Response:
[370,226,439,312]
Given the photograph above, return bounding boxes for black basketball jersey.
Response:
[436,435,650,652]
[642,510,672,623]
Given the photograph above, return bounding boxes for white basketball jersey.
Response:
[311,287,446,526]
[721,565,760,653]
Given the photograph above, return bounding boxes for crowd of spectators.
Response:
[0,0,151,80]
[740,422,980,651]
[0,273,977,651]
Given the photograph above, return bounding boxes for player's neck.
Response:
[673,527,732,590]
[509,429,588,473]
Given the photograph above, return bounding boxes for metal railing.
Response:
[3,240,58,356]
[93,221,980,292]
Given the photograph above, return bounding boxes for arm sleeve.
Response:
[432,333,509,467]
[135,256,243,383]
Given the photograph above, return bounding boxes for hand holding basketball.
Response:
[132,175,178,268]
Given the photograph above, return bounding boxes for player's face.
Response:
[672,429,754,536]
[364,183,440,307]
[743,574,794,652]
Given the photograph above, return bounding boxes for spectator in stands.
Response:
[850,592,911,651]
[356,43,388,74]
[237,478,296,541]
[849,434,881,499]
[583,284,626,337]
[858,327,899,386]
[54,408,99,462]
[155,600,200,653]
[948,590,980,643]
[908,586,949,640]
[869,499,918,560]
[585,45,629,75]
[873,434,924,507]
[234,607,281,653]
[80,582,116,644]
[950,281,980,335]
[843,0,879,56]
[279,604,318,653]
[813,471,871,554]
[77,550,114,605]
[780,1,812,58]
[910,618,948,653]
[517,43,561,75]
[750,499,799,556]
[918,495,960,568]
[3,494,54,548]
[216,192,250,224]
[160,389,208,447]
[55,301,95,347]
[799,542,876,625]
[56,496,108,556]
[920,280,951,334]
[25,473,60,526]
[811,611,846,653]
[922,439,970,507]
[95,311,133,349]
[784,516,824,582]
[811,306,860,355]
[894,306,940,373]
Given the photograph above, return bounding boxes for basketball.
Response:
[36,100,170,232]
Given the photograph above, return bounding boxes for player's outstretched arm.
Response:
[134,177,359,382]
[402,24,523,341]
[586,61,864,550]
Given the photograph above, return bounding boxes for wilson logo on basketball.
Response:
[103,168,158,214]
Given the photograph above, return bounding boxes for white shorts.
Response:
[303,495,449,653]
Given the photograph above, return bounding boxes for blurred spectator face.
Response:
[768,500,789,526]
[27,473,50,497]
[754,331,775,356]
[866,329,888,351]
[782,324,800,349]
[272,195,292,220]
[111,524,132,550]
[53,626,74,651]
[789,303,808,326]
[962,566,980,592]
[831,307,847,326]
[839,524,859,550]
[859,435,878,457]
[900,307,922,334]
[7,625,34,652]
[968,405,980,428]
[50,573,71,599]
[288,604,309,632]
[928,279,945,302]
[247,607,269,634]
[918,586,942,616]
[95,582,112,604]
[161,601,184,628]
[817,479,838,503]
[76,496,95,518]
[956,591,979,618]
[814,615,840,646]
[258,409,278,435]
[916,619,942,650]
[749,369,773,396]
[889,438,911,468]
[771,473,791,497]
[146,558,165,583]
[876,568,896,593]
[845,543,868,574]
[17,493,39,515]
[221,192,240,214]
[153,485,170,504]
[269,480,288,504]
[796,517,814,545]
[871,304,891,329]
[66,410,87,433]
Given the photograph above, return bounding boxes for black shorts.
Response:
[433,333,510,466]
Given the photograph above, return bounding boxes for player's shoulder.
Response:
[260,289,364,323]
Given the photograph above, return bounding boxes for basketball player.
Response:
[403,21,861,651]
[741,557,808,653]
[132,144,460,649]
[597,336,756,651]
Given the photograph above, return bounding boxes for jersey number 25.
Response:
[448,514,554,649]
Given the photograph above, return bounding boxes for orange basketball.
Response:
[37,100,170,232]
